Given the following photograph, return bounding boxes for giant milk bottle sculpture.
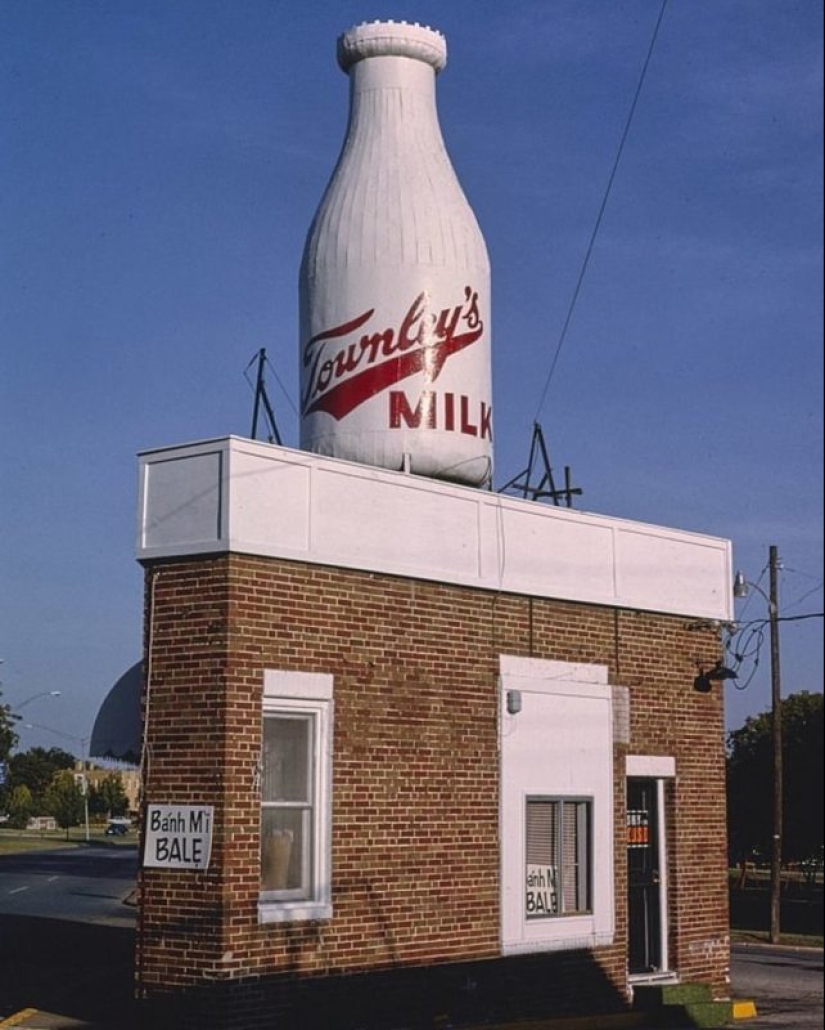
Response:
[299,21,492,486]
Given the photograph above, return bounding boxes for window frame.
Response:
[260,710,315,903]
[525,795,593,919]
[259,672,333,925]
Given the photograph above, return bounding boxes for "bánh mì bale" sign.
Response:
[143,804,214,870]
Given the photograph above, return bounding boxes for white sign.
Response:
[526,864,558,918]
[143,804,213,870]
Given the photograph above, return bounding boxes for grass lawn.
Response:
[731,928,824,949]
[0,825,137,855]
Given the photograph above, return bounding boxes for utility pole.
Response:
[768,545,782,945]
[733,547,784,943]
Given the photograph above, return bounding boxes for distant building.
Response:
[27,815,56,832]
[73,762,141,816]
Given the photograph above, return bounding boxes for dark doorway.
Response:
[627,777,663,974]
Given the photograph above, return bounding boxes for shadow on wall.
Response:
[139,949,630,1030]
[0,913,631,1030]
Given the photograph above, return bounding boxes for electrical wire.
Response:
[782,581,824,614]
[735,612,824,628]
[533,0,669,421]
[735,562,770,623]
[263,353,298,416]
[243,350,298,416]
[722,607,823,693]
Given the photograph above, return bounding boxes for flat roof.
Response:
[137,436,733,622]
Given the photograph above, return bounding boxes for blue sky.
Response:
[2,0,822,755]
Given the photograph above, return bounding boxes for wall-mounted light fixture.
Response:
[506,690,522,715]
[693,662,738,694]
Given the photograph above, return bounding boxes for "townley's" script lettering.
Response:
[302,287,484,421]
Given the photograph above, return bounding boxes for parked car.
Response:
[105,822,129,836]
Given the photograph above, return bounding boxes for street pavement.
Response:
[726,943,823,1028]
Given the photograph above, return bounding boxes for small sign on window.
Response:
[526,863,558,917]
[627,809,650,848]
[143,804,214,870]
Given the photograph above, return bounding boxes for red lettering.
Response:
[302,288,485,421]
[434,304,461,342]
[444,392,455,432]
[480,402,493,441]
[389,391,436,429]
[460,395,477,436]
[398,293,428,350]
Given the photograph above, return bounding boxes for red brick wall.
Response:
[136,553,728,1025]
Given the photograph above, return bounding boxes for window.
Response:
[261,715,314,900]
[525,798,592,918]
[259,671,332,924]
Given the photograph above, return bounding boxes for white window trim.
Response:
[259,671,333,925]
[500,655,615,955]
[626,755,675,779]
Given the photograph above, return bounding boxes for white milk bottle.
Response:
[299,21,492,487]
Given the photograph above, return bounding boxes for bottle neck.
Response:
[348,54,437,108]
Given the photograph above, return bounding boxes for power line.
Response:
[533,0,669,421]
[737,612,823,627]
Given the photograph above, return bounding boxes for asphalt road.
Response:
[0,846,822,1028]
[0,844,137,928]
[730,943,823,1028]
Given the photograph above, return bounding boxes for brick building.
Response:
[134,435,733,1028]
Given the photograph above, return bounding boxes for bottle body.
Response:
[299,22,492,486]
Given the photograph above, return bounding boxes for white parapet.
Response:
[136,436,733,621]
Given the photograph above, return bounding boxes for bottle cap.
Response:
[337,20,447,73]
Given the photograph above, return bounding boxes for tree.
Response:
[0,688,18,763]
[6,784,34,829]
[8,747,75,809]
[43,771,84,839]
[727,690,824,865]
[0,689,19,810]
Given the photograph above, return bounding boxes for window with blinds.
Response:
[525,798,592,918]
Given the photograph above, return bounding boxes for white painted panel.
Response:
[136,437,733,621]
[311,466,480,578]
[264,670,333,701]
[497,506,616,602]
[615,527,730,620]
[626,755,676,779]
[140,450,223,551]
[499,656,615,955]
[228,446,311,554]
[500,654,609,689]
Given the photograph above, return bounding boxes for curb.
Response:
[0,1013,86,1029]
[0,1011,39,1029]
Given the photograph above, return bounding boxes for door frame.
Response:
[626,756,675,981]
